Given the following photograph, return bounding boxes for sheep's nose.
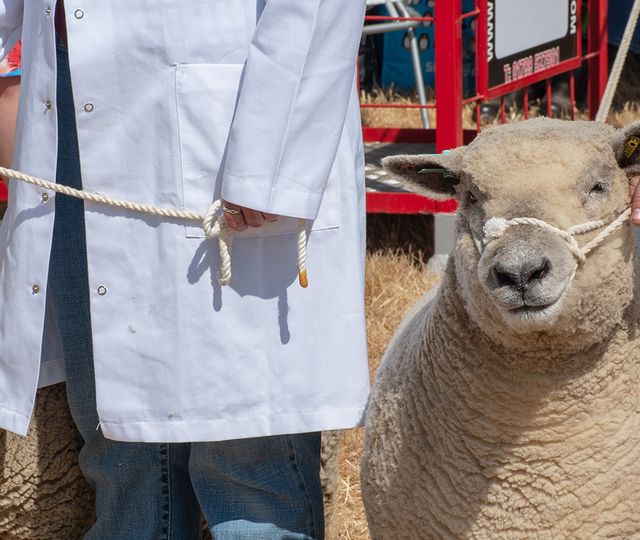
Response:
[492,256,551,293]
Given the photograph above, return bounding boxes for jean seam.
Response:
[161,444,171,540]
[168,444,173,539]
[287,435,318,539]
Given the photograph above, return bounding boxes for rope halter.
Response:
[480,208,632,264]
[0,166,309,288]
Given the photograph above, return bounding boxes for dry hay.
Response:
[326,212,443,540]
[360,87,537,130]
[360,88,640,130]
[327,247,441,540]
[609,102,640,128]
[360,88,436,130]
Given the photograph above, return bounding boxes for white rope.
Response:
[481,209,631,284]
[296,221,309,288]
[596,0,640,122]
[0,166,309,288]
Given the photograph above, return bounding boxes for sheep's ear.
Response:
[612,120,640,178]
[381,147,465,200]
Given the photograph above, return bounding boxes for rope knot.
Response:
[483,217,510,242]
[202,200,234,286]
[203,200,224,239]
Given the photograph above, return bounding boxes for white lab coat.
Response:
[0,0,370,442]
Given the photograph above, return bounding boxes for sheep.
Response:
[0,384,93,539]
[361,117,640,539]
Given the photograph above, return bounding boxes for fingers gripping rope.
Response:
[0,167,309,288]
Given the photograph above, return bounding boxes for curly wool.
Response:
[0,384,94,539]
[362,265,640,539]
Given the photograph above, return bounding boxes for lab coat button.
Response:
[84,103,94,113]
[45,100,52,110]
[97,286,107,296]
[44,6,52,17]
[32,285,41,295]
[41,193,49,203]
[74,9,84,19]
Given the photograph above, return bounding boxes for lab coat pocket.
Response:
[175,63,340,239]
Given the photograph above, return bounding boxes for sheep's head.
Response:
[383,118,640,341]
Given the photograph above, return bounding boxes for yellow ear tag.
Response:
[623,135,640,160]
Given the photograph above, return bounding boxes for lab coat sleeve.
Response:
[220,0,366,220]
[0,1,22,62]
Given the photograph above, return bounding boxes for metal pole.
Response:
[362,20,421,35]
[394,1,431,128]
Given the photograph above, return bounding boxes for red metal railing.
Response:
[363,0,609,214]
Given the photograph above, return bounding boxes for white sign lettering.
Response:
[570,0,578,34]
[487,0,495,62]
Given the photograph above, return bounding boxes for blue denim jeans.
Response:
[47,40,324,540]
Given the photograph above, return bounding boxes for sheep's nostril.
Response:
[492,257,551,292]
[528,259,550,282]
[493,267,519,290]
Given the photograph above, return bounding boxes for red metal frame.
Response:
[588,0,608,119]
[363,127,479,145]
[434,0,463,153]
[367,192,457,214]
[364,0,609,215]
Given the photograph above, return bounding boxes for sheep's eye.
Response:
[589,181,607,195]
[467,191,477,204]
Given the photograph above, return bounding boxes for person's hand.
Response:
[222,200,279,232]
[630,175,640,225]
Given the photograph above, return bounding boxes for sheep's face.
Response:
[383,118,640,337]
[467,134,626,332]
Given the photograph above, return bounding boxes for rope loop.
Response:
[481,209,631,266]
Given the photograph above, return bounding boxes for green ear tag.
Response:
[418,150,458,178]
[418,168,458,178]
[623,136,640,160]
